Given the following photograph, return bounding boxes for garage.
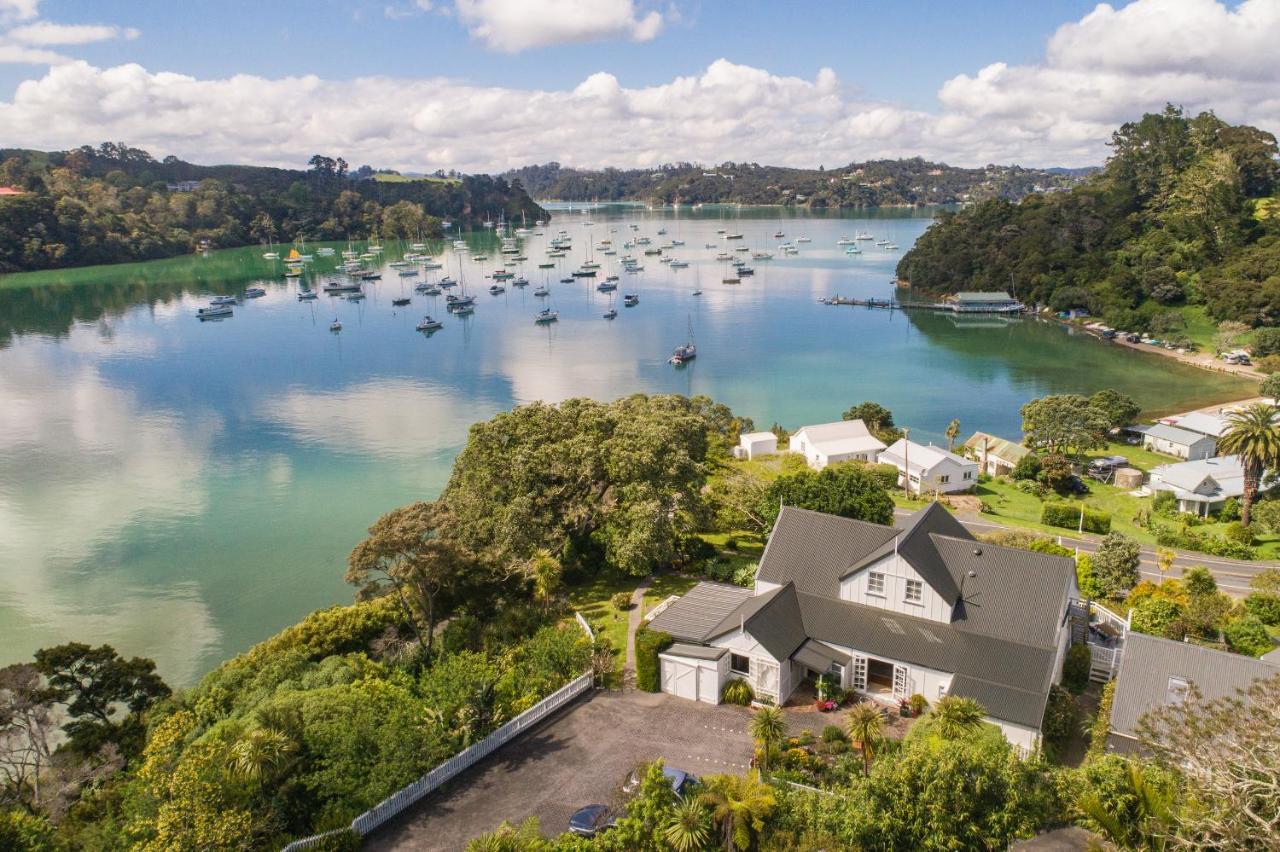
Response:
[659,644,727,704]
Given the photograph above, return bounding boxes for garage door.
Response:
[660,657,699,701]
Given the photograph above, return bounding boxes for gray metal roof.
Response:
[890,502,973,605]
[947,674,1052,732]
[755,506,898,596]
[708,583,808,661]
[662,643,728,661]
[645,582,752,643]
[1138,423,1215,447]
[1110,632,1280,738]
[792,639,846,672]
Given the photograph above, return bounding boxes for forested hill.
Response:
[896,107,1280,332]
[0,144,546,273]
[503,158,1086,207]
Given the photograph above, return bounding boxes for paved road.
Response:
[895,508,1271,597]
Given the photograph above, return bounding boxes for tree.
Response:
[842,401,902,443]
[945,418,960,452]
[1076,758,1177,851]
[1217,403,1280,526]
[747,706,785,772]
[1040,684,1080,748]
[380,199,428,239]
[1038,453,1074,492]
[1214,320,1250,354]
[32,643,168,758]
[346,500,476,656]
[1089,389,1141,431]
[1261,373,1280,401]
[700,771,776,851]
[929,696,986,739]
[1155,546,1176,578]
[1092,533,1142,598]
[760,463,894,530]
[1136,673,1280,848]
[1020,394,1109,456]
[0,664,55,809]
[663,798,712,852]
[226,726,298,785]
[845,701,884,777]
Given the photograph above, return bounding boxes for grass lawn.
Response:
[371,172,460,184]
[1081,441,1180,473]
[975,478,1155,544]
[1174,304,1223,352]
[642,573,701,612]
[568,572,643,668]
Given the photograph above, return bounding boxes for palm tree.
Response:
[1216,402,1280,526]
[1077,760,1173,851]
[700,771,776,851]
[845,701,884,777]
[663,797,712,852]
[227,726,298,784]
[930,695,985,739]
[747,705,786,772]
[945,418,961,452]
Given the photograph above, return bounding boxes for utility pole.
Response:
[903,426,911,496]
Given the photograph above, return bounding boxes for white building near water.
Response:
[788,420,886,469]
[1148,455,1269,516]
[1134,423,1216,461]
[735,431,778,460]
[880,439,978,494]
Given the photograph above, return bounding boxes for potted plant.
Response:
[899,698,912,717]
[908,693,929,717]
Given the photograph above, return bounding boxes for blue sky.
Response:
[1,0,1275,172]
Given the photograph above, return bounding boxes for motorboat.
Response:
[297,291,318,301]
[416,316,443,331]
[534,309,559,324]
[210,295,239,306]
[244,287,267,298]
[392,297,411,306]
[534,287,550,297]
[488,283,505,295]
[603,308,618,320]
[197,305,233,319]
[623,293,639,306]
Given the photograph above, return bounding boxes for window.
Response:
[939,474,950,484]
[963,470,974,480]
[829,662,845,684]
[1166,676,1189,705]
[904,579,923,604]
[867,571,886,596]
[730,653,750,676]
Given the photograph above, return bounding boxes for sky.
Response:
[0,0,1277,173]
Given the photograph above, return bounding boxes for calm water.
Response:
[0,205,1251,683]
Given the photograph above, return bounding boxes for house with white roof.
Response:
[1148,455,1271,516]
[648,504,1081,751]
[1167,411,1228,439]
[735,431,778,460]
[788,420,886,469]
[880,438,978,494]
[1133,423,1216,460]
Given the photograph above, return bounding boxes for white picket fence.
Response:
[280,616,596,851]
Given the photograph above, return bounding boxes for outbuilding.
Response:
[788,420,886,470]
[735,431,778,460]
[1132,423,1216,461]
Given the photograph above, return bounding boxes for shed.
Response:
[735,431,778,460]
[1131,423,1216,461]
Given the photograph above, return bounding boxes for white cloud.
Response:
[454,0,663,52]
[8,21,139,45]
[0,0,39,24]
[0,42,66,63]
[0,0,1277,168]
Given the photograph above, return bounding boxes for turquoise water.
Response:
[0,205,1250,684]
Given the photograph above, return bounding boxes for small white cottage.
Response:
[880,439,978,494]
[735,431,778,460]
[788,420,886,469]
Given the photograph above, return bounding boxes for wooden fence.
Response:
[280,616,596,851]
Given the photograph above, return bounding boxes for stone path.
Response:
[622,577,652,688]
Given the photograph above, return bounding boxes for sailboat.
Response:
[669,317,696,365]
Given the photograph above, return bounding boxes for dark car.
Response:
[1065,475,1091,496]
[623,766,698,799]
[568,804,616,837]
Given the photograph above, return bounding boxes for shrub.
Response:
[723,537,739,551]
[1218,497,1241,523]
[633,628,672,693]
[1154,522,1256,559]
[821,724,849,743]
[1041,502,1112,534]
[731,561,758,588]
[1076,554,1103,600]
[1223,521,1254,545]
[722,678,754,705]
[1130,595,1185,639]
[1092,532,1142,596]
[795,728,814,747]
[1087,680,1116,761]
[908,693,929,716]
[1152,489,1178,516]
[1224,615,1274,657]
[1244,592,1280,626]
[1251,500,1280,534]
[610,591,633,611]
[1012,453,1042,481]
[1041,684,1080,748]
[1062,644,1091,694]
[1015,478,1049,498]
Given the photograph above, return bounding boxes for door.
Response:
[660,658,698,701]
[892,664,908,700]
[851,655,867,691]
[697,665,720,704]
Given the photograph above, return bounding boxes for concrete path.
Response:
[623,577,651,686]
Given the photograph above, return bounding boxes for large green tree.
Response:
[1020,394,1110,456]
[760,463,894,530]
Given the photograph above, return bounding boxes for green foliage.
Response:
[1088,680,1117,761]
[1091,532,1142,597]
[633,629,672,693]
[1243,592,1280,625]
[841,401,903,443]
[1075,554,1102,600]
[1020,395,1110,456]
[1224,615,1274,657]
[1217,403,1280,527]
[907,693,929,717]
[465,817,553,851]
[1041,502,1112,534]
[1129,595,1185,639]
[1218,496,1241,522]
[759,462,894,530]
[1088,390,1141,431]
[1223,520,1254,545]
[820,724,848,744]
[979,529,1070,556]
[1250,500,1280,533]
[721,679,753,706]
[1037,453,1075,493]
[0,810,56,851]
[1153,521,1256,559]
[610,591,633,611]
[1012,453,1042,481]
[1261,373,1280,400]
[1073,756,1178,850]
[1041,685,1080,748]
[1062,644,1092,694]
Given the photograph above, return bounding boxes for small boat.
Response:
[512,277,529,287]
[883,243,899,250]
[489,284,505,295]
[534,287,550,297]
[669,260,688,269]
[669,341,696,365]
[623,293,639,307]
[534,309,559,324]
[330,320,342,332]
[603,308,618,320]
[538,263,555,269]
[561,277,575,284]
[392,297,411,306]
[244,287,266,298]
[439,276,457,287]
[725,233,744,240]
[416,316,443,331]
[361,273,382,281]
[297,291,318,301]
[452,303,474,316]
[836,238,855,246]
[492,270,514,280]
[282,266,299,277]
[210,295,239,306]
[571,269,597,278]
[197,305,233,319]
[738,267,754,276]
[596,281,618,292]
[398,269,419,277]
[262,251,280,260]
[773,231,784,238]
[316,247,335,256]
[705,242,717,249]
[845,246,862,255]
[346,291,365,301]
[855,232,873,240]
[691,290,702,296]
[723,276,741,284]
[323,280,362,293]
[796,236,811,243]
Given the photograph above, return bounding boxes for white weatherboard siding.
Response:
[788,420,885,470]
[737,431,777,460]
[711,629,792,702]
[817,640,955,702]
[659,652,727,704]
[839,553,953,623]
[881,439,978,494]
[995,720,1040,752]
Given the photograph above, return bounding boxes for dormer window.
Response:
[867,571,885,596]
[1167,676,1189,704]
[905,579,923,604]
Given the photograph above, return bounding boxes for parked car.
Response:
[568,804,617,837]
[623,766,698,799]
[1064,475,1091,496]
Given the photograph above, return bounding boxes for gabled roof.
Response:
[645,581,752,643]
[953,291,1015,302]
[708,582,807,662]
[880,439,977,476]
[754,506,898,597]
[889,502,972,605]
[1110,632,1280,739]
[1136,423,1214,447]
[790,420,887,456]
[962,431,1029,463]
[1169,411,1228,438]
[1150,455,1243,499]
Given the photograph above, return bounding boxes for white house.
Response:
[1135,423,1216,460]
[1148,455,1267,516]
[788,420,886,469]
[1166,411,1228,439]
[880,439,978,494]
[962,431,1029,477]
[734,431,778,460]
[648,503,1081,752]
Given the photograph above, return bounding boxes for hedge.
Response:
[1062,643,1091,694]
[634,627,673,692]
[1041,502,1111,534]
[1087,680,1116,761]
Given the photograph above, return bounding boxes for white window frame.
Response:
[851,655,868,691]
[1166,675,1189,704]
[867,571,886,596]
[730,653,750,677]
[904,579,923,604]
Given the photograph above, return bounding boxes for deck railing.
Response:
[279,615,595,851]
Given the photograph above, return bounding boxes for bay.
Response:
[0,204,1252,684]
